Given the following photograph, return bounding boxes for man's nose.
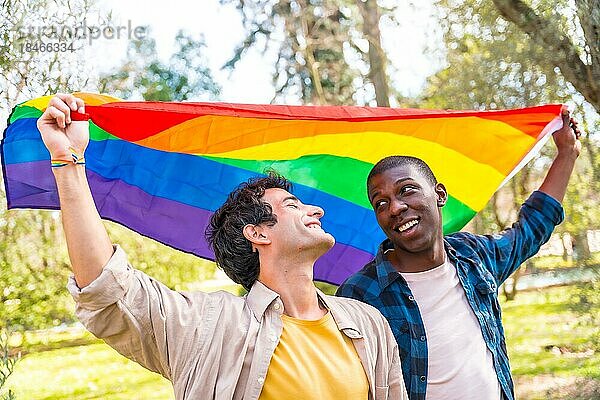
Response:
[389,199,408,216]
[307,205,325,219]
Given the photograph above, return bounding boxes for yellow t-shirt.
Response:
[259,312,369,400]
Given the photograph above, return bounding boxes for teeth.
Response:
[397,219,418,232]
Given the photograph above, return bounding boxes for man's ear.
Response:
[243,224,271,247]
[435,183,448,207]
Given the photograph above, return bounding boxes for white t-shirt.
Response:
[399,259,501,400]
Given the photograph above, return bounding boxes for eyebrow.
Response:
[394,177,414,185]
[368,177,414,202]
[282,195,299,204]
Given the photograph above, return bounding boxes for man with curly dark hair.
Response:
[205,172,291,291]
[38,94,408,400]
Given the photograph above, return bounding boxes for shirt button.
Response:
[420,335,426,342]
[273,303,281,310]
[408,295,415,301]
[270,334,278,342]
[420,375,426,382]
[257,376,265,384]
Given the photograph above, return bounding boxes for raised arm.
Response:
[37,94,113,288]
[538,108,582,203]
[38,95,217,382]
[461,108,582,284]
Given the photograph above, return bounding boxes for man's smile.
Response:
[305,221,323,230]
[393,218,420,233]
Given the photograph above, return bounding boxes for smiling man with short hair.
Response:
[337,110,582,400]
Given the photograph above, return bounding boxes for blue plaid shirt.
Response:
[337,191,564,400]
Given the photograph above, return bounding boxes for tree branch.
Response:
[492,0,599,110]
[356,0,390,107]
[574,0,600,69]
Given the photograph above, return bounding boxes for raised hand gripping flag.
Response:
[1,93,563,284]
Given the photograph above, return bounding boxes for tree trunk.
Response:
[573,230,592,262]
[562,232,571,262]
[492,0,600,112]
[356,0,390,107]
[575,0,600,73]
[582,136,600,189]
[297,1,326,105]
[503,263,526,301]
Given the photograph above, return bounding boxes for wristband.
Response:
[51,147,85,168]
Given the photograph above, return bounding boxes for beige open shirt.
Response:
[67,245,408,400]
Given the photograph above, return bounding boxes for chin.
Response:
[315,233,336,255]
[325,235,336,249]
[391,237,432,254]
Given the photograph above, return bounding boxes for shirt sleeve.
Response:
[459,190,564,285]
[67,245,213,380]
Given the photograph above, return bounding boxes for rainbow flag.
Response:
[1,93,563,284]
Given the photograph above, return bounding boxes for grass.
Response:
[502,287,598,377]
[7,344,173,400]
[501,285,600,399]
[529,252,600,272]
[4,283,599,400]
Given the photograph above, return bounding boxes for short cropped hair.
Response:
[367,156,438,188]
[205,172,291,290]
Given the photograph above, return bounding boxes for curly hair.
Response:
[205,173,291,290]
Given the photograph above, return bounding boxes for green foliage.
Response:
[0,207,76,331]
[8,343,173,400]
[99,30,220,101]
[0,331,18,400]
[490,0,600,114]
[530,252,600,271]
[314,281,337,295]
[427,0,600,268]
[501,285,600,398]
[0,0,103,110]
[104,221,216,292]
[0,194,217,331]
[569,269,600,350]
[9,328,100,356]
[559,125,600,240]
[223,0,387,105]
[425,0,573,110]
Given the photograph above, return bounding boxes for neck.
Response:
[258,252,327,320]
[388,237,446,273]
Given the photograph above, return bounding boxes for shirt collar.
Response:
[374,239,402,291]
[246,280,361,334]
[374,238,462,291]
[317,288,361,334]
[246,280,280,321]
[443,238,460,260]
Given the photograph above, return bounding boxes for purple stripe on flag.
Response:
[5,161,375,284]
[5,160,211,255]
[314,244,374,285]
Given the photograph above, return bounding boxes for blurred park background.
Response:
[1,0,599,399]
